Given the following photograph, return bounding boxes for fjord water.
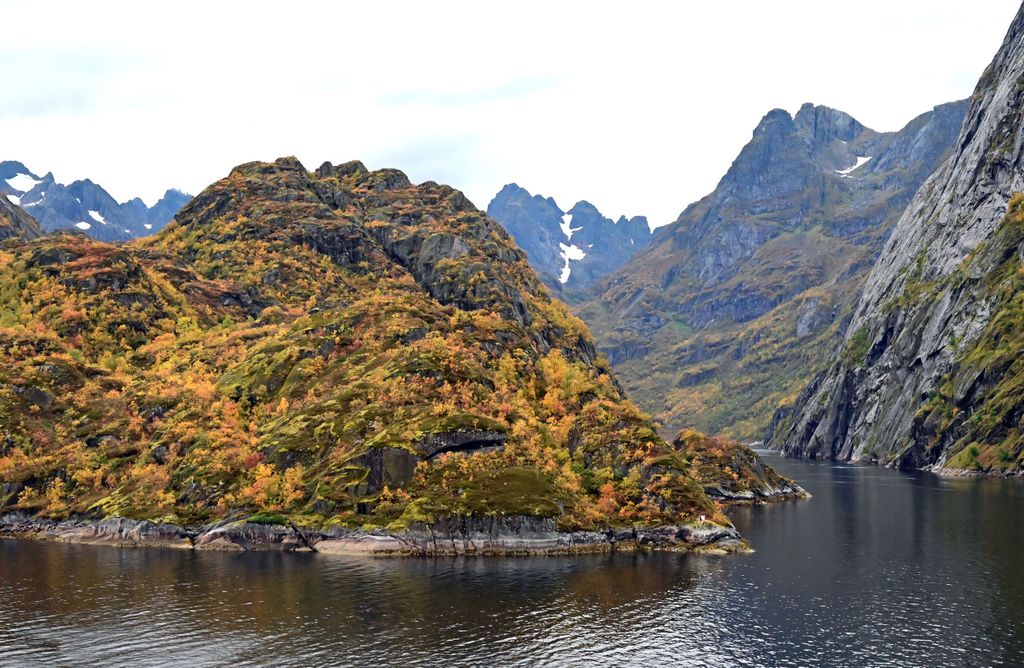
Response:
[2,455,1023,667]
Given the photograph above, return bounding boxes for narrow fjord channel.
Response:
[3,454,1023,667]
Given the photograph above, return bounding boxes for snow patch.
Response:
[560,213,582,240]
[74,222,91,231]
[144,224,152,230]
[6,173,40,193]
[558,242,587,284]
[836,156,872,176]
[88,210,107,224]
[7,194,20,205]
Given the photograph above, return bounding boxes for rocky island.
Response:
[0,158,802,555]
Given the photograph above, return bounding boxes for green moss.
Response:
[843,325,872,367]
[247,512,290,525]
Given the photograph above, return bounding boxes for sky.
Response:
[1,1,1021,227]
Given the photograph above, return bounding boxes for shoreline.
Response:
[0,481,810,558]
[705,483,810,505]
[0,512,752,557]
[758,448,1024,480]
[927,465,1024,480]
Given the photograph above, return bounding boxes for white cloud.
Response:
[0,0,1019,223]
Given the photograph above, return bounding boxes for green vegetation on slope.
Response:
[0,158,760,531]
[910,193,1024,473]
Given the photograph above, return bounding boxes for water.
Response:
[2,455,1023,667]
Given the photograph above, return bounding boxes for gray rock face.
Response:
[486,183,651,294]
[0,160,191,242]
[0,512,747,556]
[485,184,566,285]
[768,6,1024,471]
[577,97,967,439]
[613,98,967,327]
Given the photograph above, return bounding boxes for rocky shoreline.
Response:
[704,482,810,505]
[927,466,1024,479]
[0,513,750,556]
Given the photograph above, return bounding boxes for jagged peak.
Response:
[567,200,602,217]
[752,108,796,135]
[488,183,564,218]
[793,103,867,144]
[495,182,531,197]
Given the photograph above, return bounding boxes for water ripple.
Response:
[2,457,1024,667]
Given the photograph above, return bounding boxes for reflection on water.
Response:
[2,456,1023,667]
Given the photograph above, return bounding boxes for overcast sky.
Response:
[2,1,1020,226]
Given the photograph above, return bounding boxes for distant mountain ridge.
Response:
[579,99,968,439]
[0,160,190,242]
[486,183,651,294]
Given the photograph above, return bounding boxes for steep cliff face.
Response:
[769,7,1024,474]
[486,184,651,294]
[0,194,42,242]
[580,100,966,438]
[0,157,794,536]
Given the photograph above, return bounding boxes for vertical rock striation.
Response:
[769,6,1024,474]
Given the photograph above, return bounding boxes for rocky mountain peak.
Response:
[486,185,651,294]
[793,102,866,146]
[580,94,967,441]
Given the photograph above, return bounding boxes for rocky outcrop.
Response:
[671,430,809,503]
[0,512,748,556]
[768,6,1024,475]
[0,194,42,241]
[579,98,967,440]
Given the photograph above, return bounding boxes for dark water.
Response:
[2,455,1023,667]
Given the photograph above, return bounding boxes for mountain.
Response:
[0,157,798,551]
[0,194,43,242]
[768,6,1024,475]
[487,183,651,294]
[578,99,967,440]
[0,160,190,242]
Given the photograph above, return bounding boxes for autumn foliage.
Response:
[0,158,726,530]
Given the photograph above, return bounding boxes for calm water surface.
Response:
[2,455,1023,667]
